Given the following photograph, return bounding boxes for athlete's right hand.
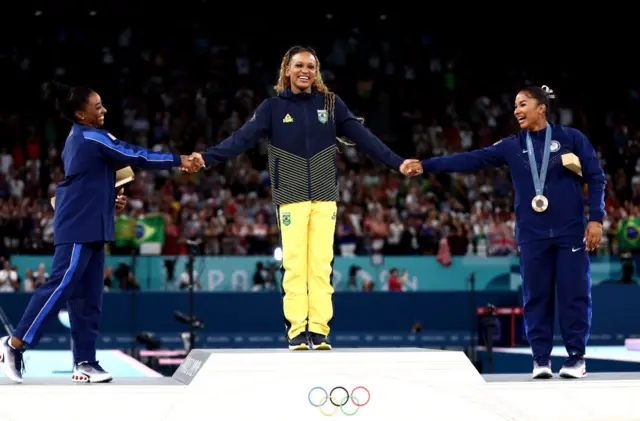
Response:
[400,159,423,177]
[115,188,127,216]
[187,152,205,167]
[179,154,204,173]
[584,221,602,252]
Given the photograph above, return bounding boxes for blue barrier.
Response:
[0,286,638,351]
[0,291,518,334]
[8,254,627,292]
[0,291,516,349]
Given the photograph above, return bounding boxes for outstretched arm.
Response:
[85,131,185,170]
[334,95,406,171]
[199,99,272,166]
[421,141,509,173]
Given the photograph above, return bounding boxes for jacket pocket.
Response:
[274,157,280,189]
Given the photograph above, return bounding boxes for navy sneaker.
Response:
[309,333,332,350]
[559,355,586,379]
[73,361,113,383]
[532,355,552,379]
[288,333,309,351]
[0,336,25,383]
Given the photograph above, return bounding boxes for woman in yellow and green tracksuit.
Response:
[193,46,421,350]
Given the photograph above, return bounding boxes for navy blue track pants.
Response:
[520,236,592,358]
[13,242,105,363]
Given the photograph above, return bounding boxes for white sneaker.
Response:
[0,336,25,384]
[532,358,552,379]
[559,356,587,379]
[72,361,113,383]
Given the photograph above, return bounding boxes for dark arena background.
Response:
[0,6,637,420]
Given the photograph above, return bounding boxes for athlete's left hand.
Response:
[400,159,423,177]
[584,221,602,252]
[180,154,204,173]
[116,188,127,216]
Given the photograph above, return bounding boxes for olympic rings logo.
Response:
[308,386,371,416]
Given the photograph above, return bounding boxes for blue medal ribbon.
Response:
[526,124,552,199]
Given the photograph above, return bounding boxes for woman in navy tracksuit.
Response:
[0,82,196,384]
[415,85,605,379]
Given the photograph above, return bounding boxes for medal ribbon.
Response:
[526,124,552,198]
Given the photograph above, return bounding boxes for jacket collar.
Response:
[278,87,317,100]
[524,122,553,137]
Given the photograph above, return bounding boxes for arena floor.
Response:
[488,344,640,363]
[0,349,161,382]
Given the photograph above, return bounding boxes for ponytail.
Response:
[44,81,72,101]
[541,85,556,100]
[541,85,556,120]
[44,80,94,123]
[521,84,557,119]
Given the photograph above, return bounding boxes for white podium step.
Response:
[173,347,486,387]
[169,348,640,421]
[169,348,510,420]
[3,348,640,420]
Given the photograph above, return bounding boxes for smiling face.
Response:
[513,90,546,130]
[76,92,107,128]
[285,52,317,93]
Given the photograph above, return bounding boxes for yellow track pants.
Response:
[277,200,337,339]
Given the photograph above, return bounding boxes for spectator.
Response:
[387,268,407,292]
[0,17,631,263]
[0,260,18,292]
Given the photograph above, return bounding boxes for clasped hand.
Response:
[179,153,205,173]
[400,159,423,177]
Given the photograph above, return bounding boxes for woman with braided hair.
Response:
[188,46,421,350]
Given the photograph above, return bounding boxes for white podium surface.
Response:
[1,347,640,421]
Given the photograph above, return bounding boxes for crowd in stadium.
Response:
[0,16,638,264]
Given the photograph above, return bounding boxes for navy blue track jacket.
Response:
[421,124,606,244]
[201,89,404,205]
[53,123,181,245]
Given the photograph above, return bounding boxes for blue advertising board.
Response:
[8,254,624,292]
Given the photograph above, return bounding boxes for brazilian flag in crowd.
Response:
[616,217,640,252]
[134,214,165,246]
[114,214,164,247]
[114,216,135,247]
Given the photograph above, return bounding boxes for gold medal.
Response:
[532,195,548,212]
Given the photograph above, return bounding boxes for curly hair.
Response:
[274,46,355,147]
